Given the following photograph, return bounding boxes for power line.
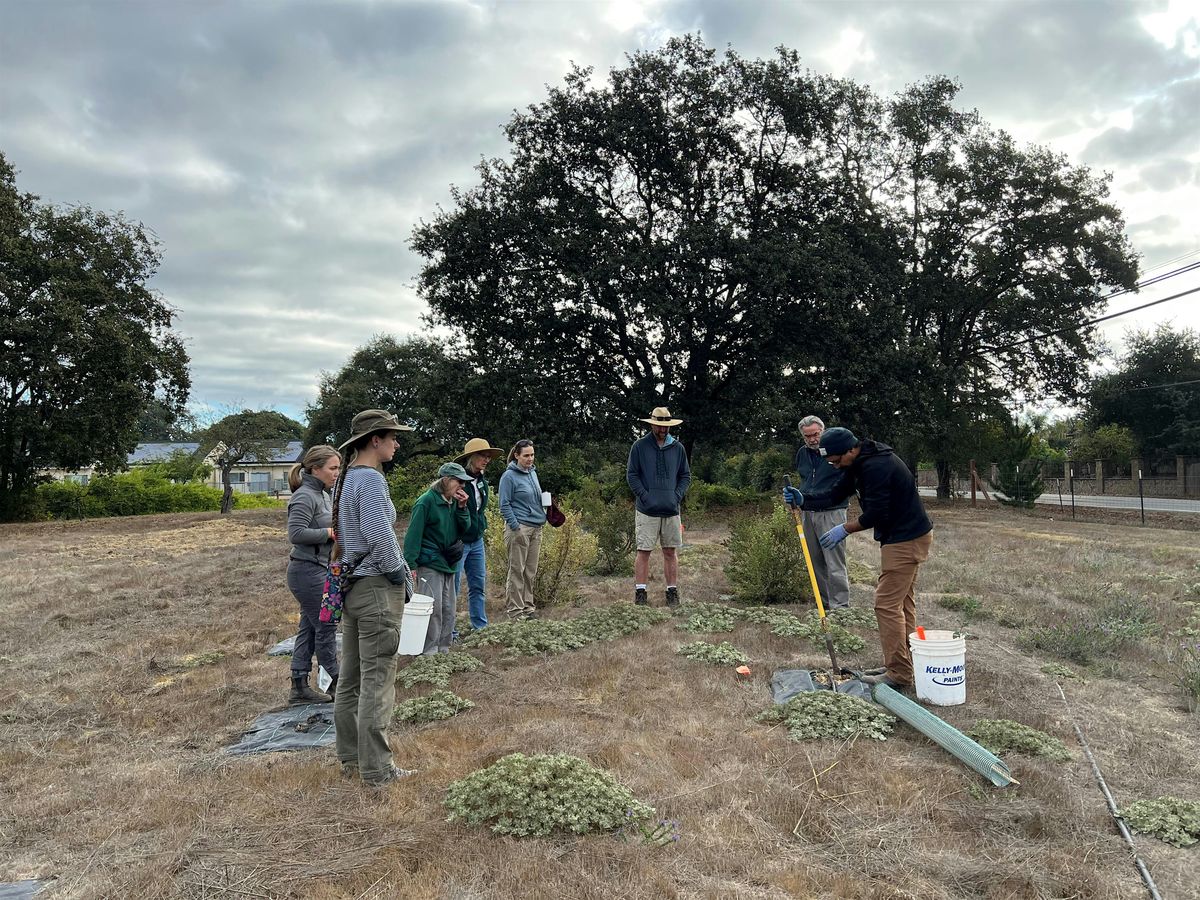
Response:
[1125,377,1200,392]
[984,284,1200,353]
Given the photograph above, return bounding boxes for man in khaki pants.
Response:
[784,427,932,689]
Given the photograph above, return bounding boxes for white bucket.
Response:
[397,594,434,656]
[910,629,966,706]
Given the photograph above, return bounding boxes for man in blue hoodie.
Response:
[784,427,933,689]
[626,406,692,608]
[794,415,851,610]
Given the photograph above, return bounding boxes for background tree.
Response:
[413,37,900,455]
[0,152,190,520]
[1070,423,1137,465]
[136,397,198,442]
[199,409,302,514]
[987,419,1045,508]
[854,78,1140,495]
[1085,325,1200,456]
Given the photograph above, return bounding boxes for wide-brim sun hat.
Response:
[818,426,859,457]
[337,409,413,450]
[639,406,683,427]
[454,437,504,465]
[437,462,471,482]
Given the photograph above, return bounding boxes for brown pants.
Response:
[874,532,933,684]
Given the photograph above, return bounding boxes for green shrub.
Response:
[583,498,636,576]
[444,753,655,837]
[677,640,747,665]
[936,594,987,620]
[967,719,1071,763]
[676,603,738,633]
[394,690,475,724]
[36,470,226,518]
[386,456,438,516]
[756,693,895,742]
[484,505,597,606]
[398,653,484,688]
[724,504,813,604]
[994,605,1023,628]
[1040,662,1085,682]
[846,559,876,585]
[684,480,756,515]
[232,492,284,509]
[462,603,669,657]
[572,604,672,641]
[1119,796,1200,847]
[1020,594,1157,666]
[824,607,876,629]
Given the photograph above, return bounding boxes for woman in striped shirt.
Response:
[330,409,417,788]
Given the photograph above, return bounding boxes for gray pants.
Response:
[802,508,851,610]
[286,559,339,678]
[334,575,403,782]
[417,567,456,655]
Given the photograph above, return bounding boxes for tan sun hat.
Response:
[454,437,504,464]
[337,409,413,450]
[639,406,683,427]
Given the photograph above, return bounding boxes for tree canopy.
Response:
[1085,325,1200,456]
[199,409,302,513]
[412,36,1138,478]
[0,152,190,519]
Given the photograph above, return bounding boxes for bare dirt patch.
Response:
[1,505,1197,897]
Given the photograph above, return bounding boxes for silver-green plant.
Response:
[444,753,655,837]
[398,653,484,688]
[394,690,475,724]
[756,692,895,742]
[967,719,1071,763]
[676,640,747,666]
[1119,796,1200,848]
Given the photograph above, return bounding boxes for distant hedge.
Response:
[36,470,283,519]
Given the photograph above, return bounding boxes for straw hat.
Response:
[639,406,683,427]
[454,437,504,464]
[337,409,413,450]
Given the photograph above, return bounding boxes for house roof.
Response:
[128,442,201,464]
[236,440,305,465]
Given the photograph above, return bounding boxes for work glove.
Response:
[782,486,805,508]
[818,523,848,549]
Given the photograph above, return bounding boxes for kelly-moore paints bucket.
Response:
[910,629,966,706]
[397,594,435,655]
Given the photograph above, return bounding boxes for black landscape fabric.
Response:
[226,702,335,755]
[770,669,873,703]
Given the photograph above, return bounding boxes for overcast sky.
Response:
[2,0,1198,422]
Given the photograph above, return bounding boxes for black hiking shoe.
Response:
[665,587,680,608]
[289,676,331,705]
[634,588,648,606]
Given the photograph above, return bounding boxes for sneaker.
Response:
[634,588,648,606]
[665,587,680,608]
[364,765,418,788]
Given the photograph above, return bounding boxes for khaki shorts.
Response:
[635,511,682,551]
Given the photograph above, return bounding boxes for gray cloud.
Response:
[2,0,1197,418]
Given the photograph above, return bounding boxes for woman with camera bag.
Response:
[403,462,471,655]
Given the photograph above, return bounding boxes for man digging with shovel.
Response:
[783,427,933,689]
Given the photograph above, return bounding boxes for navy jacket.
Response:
[627,434,691,517]
[794,445,849,511]
[801,441,932,545]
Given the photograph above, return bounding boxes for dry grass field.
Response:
[2,502,1198,899]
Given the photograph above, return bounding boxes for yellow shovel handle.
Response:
[788,504,828,621]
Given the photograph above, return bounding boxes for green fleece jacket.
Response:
[403,488,470,574]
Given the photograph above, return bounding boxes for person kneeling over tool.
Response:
[782,427,933,689]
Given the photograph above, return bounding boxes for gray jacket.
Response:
[288,472,333,565]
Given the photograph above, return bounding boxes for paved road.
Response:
[917,486,1200,514]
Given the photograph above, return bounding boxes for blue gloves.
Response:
[782,486,805,508]
[819,524,849,549]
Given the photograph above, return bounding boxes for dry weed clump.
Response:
[967,719,1072,763]
[676,640,747,666]
[444,752,654,837]
[1119,796,1200,847]
[756,693,895,742]
[394,690,475,724]
[1039,662,1085,682]
[397,652,483,688]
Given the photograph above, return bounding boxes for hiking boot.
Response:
[860,666,887,677]
[665,587,680,608]
[289,676,331,705]
[634,588,648,606]
[364,765,418,788]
